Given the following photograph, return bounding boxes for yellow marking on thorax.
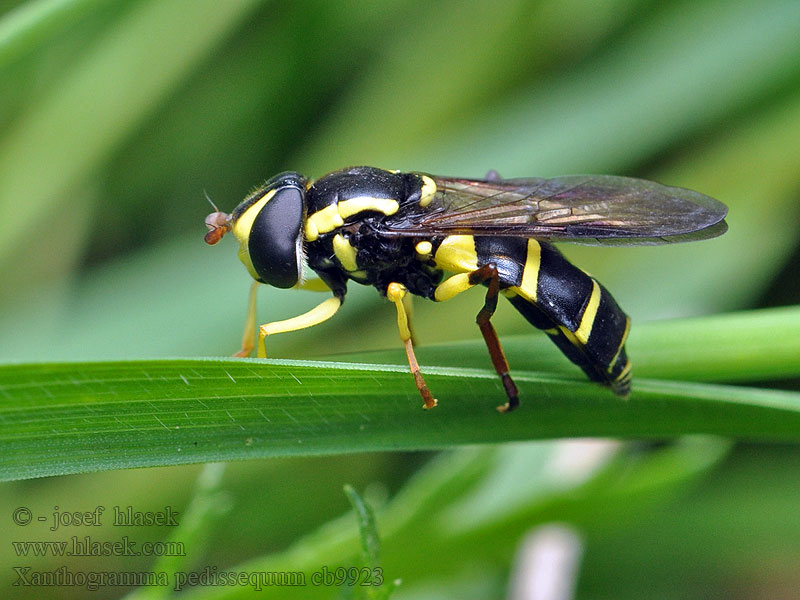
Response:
[415,240,433,257]
[419,175,437,207]
[338,196,399,219]
[515,239,542,302]
[305,204,343,241]
[305,197,400,241]
[574,279,601,345]
[232,188,276,279]
[332,233,359,272]
[433,235,478,273]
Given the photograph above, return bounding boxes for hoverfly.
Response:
[205,166,727,412]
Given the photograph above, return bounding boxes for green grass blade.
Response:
[126,463,230,600]
[343,485,381,568]
[2,306,798,483]
[1,355,799,482]
[341,305,800,384]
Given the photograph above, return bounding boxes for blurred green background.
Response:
[1,0,799,598]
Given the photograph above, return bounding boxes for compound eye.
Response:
[247,185,304,288]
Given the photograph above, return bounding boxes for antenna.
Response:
[203,189,220,213]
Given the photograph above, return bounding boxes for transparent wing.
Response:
[384,174,728,245]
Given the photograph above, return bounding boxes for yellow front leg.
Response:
[235,278,331,357]
[257,296,342,358]
[234,281,260,357]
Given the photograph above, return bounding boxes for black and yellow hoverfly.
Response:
[204,166,727,412]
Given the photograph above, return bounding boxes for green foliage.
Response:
[1,0,799,598]
[343,485,398,599]
[2,306,800,481]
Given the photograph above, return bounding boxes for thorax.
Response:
[303,167,443,298]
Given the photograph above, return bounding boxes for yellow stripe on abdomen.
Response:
[574,279,601,345]
[515,239,542,302]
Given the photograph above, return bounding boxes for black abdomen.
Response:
[494,239,631,395]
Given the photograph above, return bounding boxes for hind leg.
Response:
[435,265,520,412]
